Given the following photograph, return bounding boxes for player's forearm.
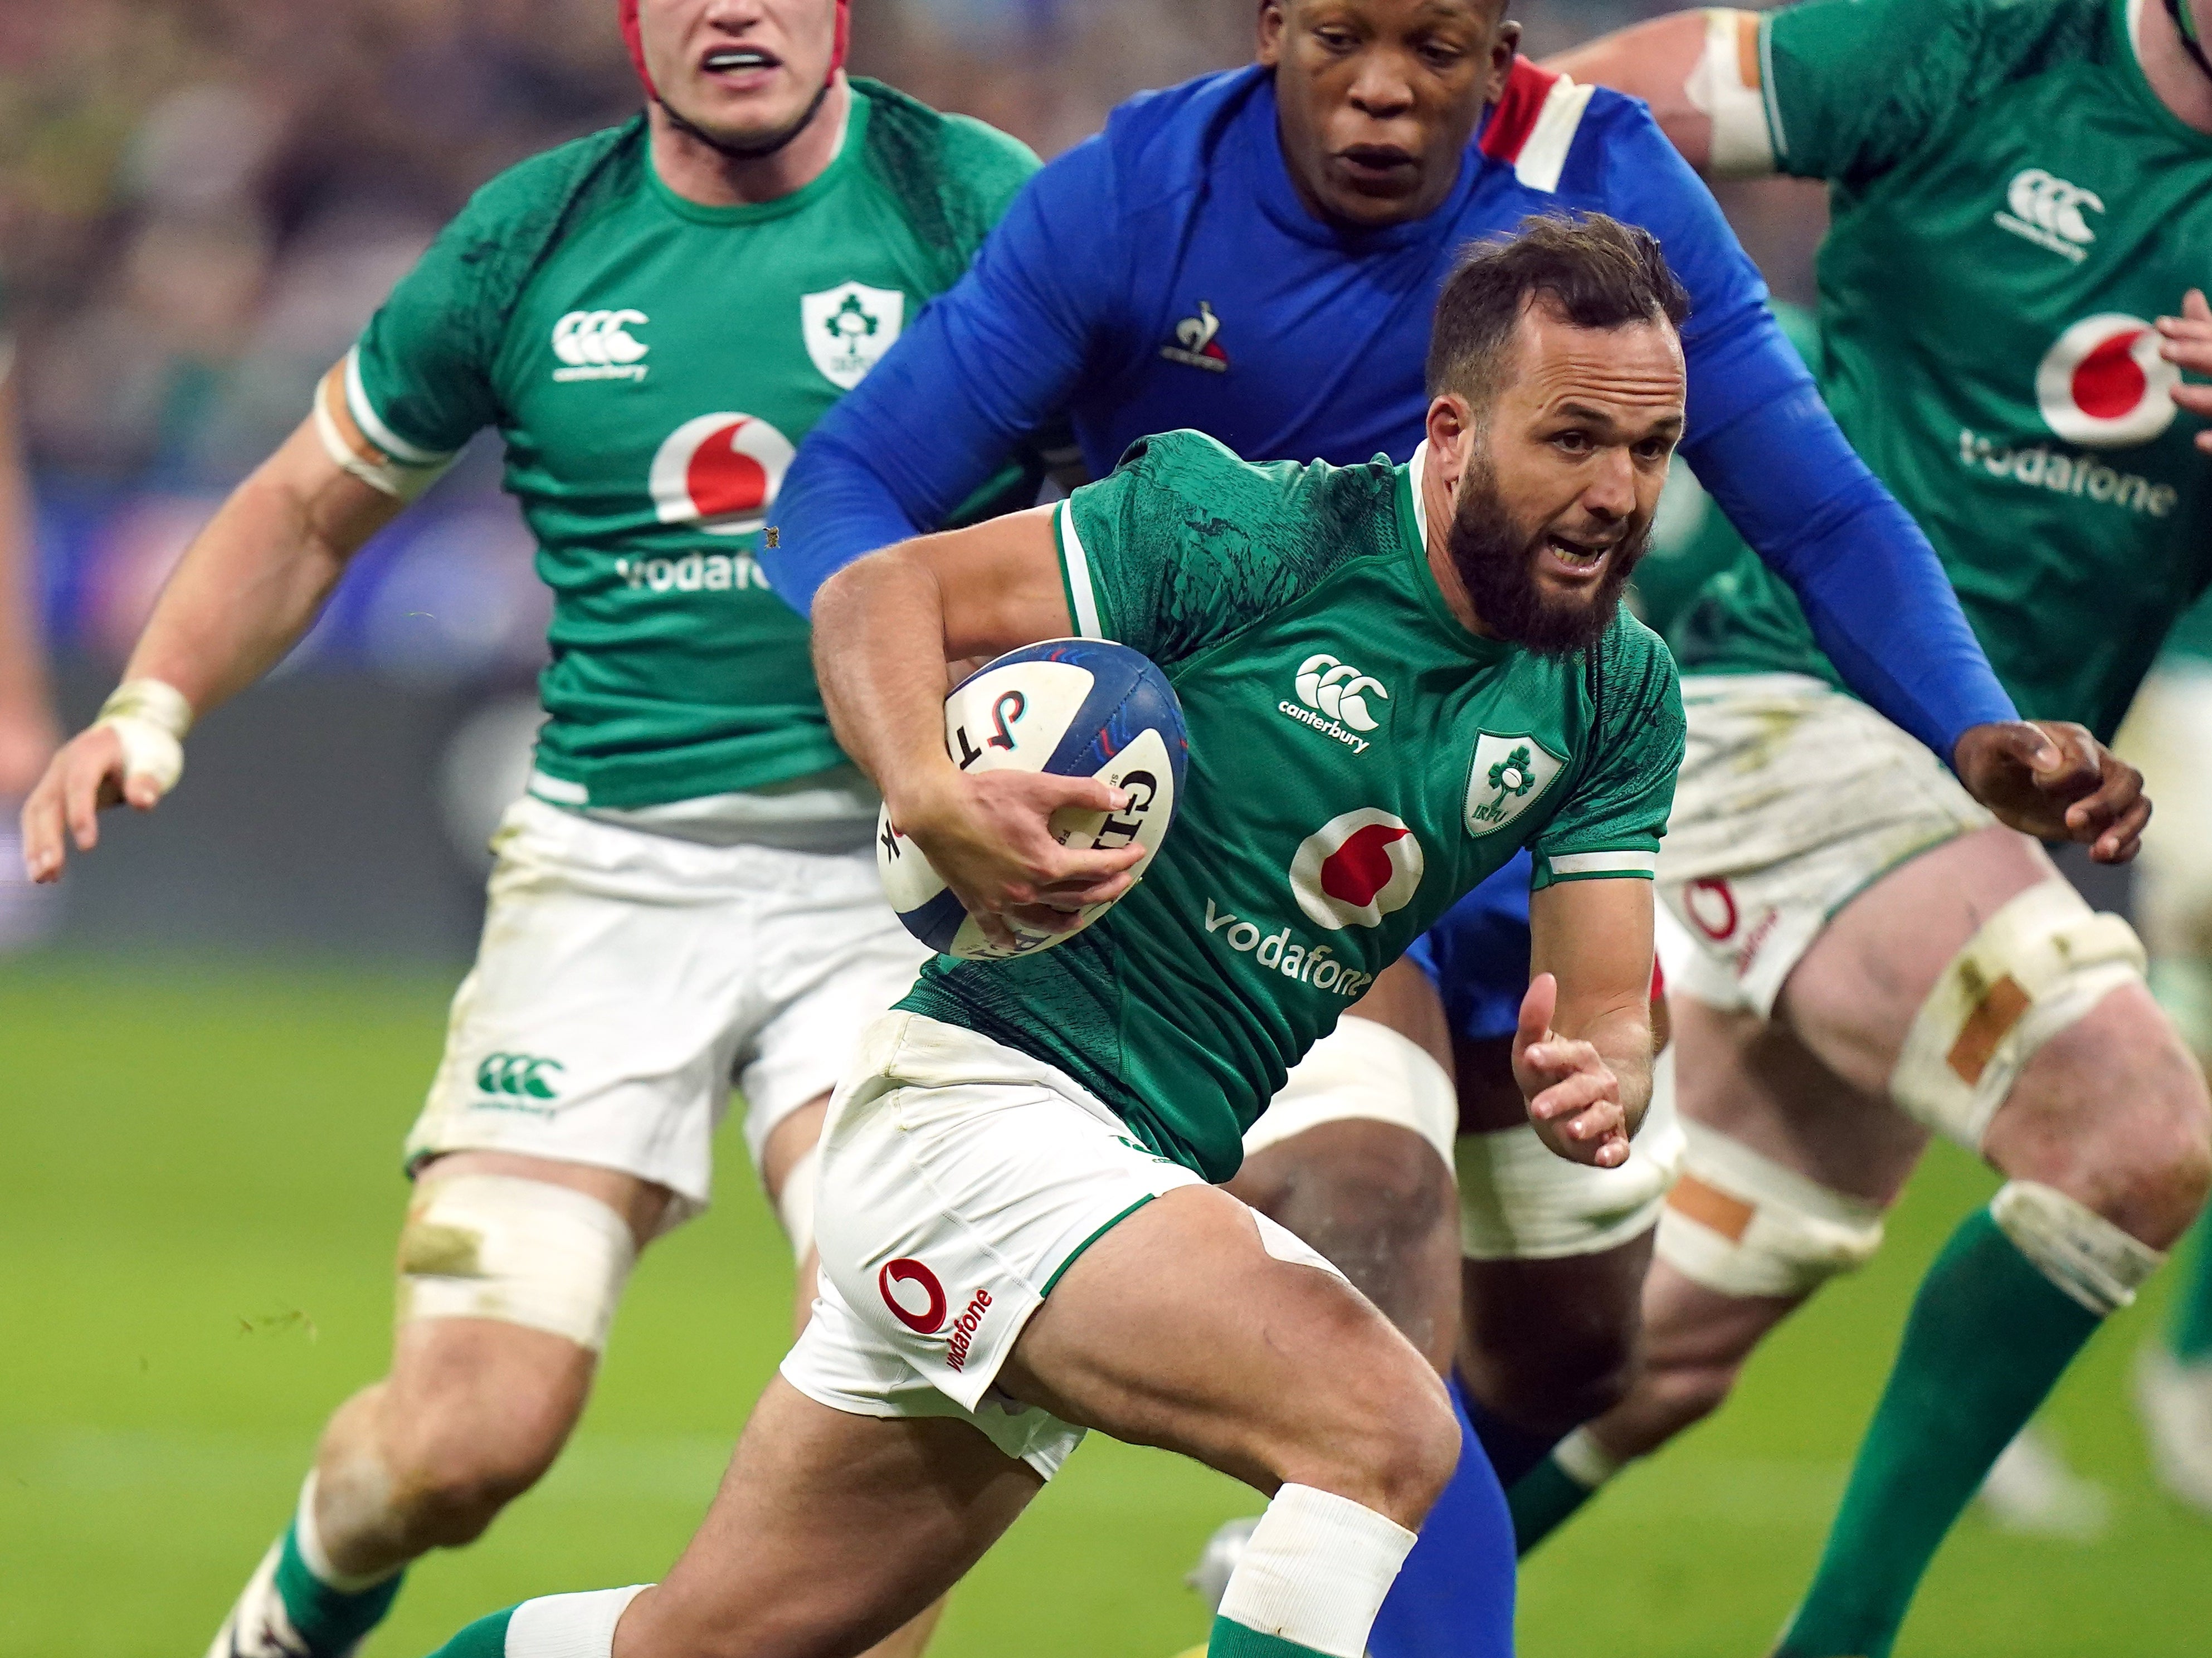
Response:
[1551,9,1784,179]
[123,422,399,715]
[771,423,938,617]
[1558,997,1654,1136]
[811,548,960,819]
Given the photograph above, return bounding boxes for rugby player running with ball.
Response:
[409,209,1691,1658]
[769,4,2149,1650]
[1502,2,2212,1652]
[20,3,1042,1655]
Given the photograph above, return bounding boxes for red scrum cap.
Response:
[618,0,851,95]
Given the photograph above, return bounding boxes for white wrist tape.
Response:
[1990,1180,2165,1317]
[396,1174,639,1352]
[1685,9,1777,177]
[1216,1484,1417,1658]
[94,678,193,797]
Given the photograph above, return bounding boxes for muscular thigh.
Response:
[1776,825,2057,1100]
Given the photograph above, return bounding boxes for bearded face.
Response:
[1444,447,1651,655]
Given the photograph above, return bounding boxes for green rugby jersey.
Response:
[1672,0,2212,740]
[344,82,1039,810]
[900,431,1685,1181]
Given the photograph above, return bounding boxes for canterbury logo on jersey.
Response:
[1160,300,1229,372]
[1279,654,1387,753]
[1994,169,2103,264]
[552,309,650,381]
[474,1052,565,1099]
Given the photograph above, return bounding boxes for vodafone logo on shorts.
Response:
[649,413,796,536]
[2035,315,2180,449]
[1289,808,1425,930]
[879,1259,947,1334]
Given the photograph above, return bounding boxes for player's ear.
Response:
[1485,16,1522,101]
[1256,0,1289,67]
[1424,391,1479,486]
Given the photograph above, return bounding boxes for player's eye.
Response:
[1416,40,1466,70]
[1314,26,1357,53]
[1634,437,1673,463]
[1551,430,1594,456]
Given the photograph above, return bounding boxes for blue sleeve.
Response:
[766,134,1129,616]
[1599,105,2018,760]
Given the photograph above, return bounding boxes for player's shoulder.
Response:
[1590,606,1683,725]
[449,117,646,243]
[1770,0,2109,97]
[1094,66,1272,209]
[1474,58,1655,196]
[1114,428,1395,525]
[853,76,1041,235]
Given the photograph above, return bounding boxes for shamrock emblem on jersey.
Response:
[1465,733,1565,837]
[802,280,907,389]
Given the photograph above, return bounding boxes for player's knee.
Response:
[382,1405,567,1546]
[2001,988,2212,1247]
[1336,1366,1461,1524]
[1636,1349,1746,1446]
[1259,1121,1452,1276]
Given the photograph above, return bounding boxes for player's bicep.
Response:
[270,402,412,554]
[907,504,1075,663]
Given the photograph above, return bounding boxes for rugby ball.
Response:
[878,639,1187,960]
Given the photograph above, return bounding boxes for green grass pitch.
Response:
[3,957,2209,1656]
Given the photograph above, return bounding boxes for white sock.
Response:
[1552,1425,1625,1491]
[294,1471,401,1593]
[1215,1484,1417,1658]
[505,1586,651,1658]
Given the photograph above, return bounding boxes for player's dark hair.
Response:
[1425,212,1691,402]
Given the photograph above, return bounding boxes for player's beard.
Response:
[1445,451,1648,656]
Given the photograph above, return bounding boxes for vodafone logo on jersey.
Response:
[1289,808,1425,930]
[649,413,796,536]
[2035,314,2180,449]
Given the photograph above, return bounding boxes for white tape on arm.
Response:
[94,678,193,797]
[313,357,453,502]
[1685,9,1777,177]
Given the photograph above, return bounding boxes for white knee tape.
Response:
[1656,1120,1885,1298]
[1890,879,2146,1150]
[1990,1180,2165,1317]
[1456,1045,1685,1260]
[397,1175,637,1352]
[775,1141,822,1263]
[1249,1016,1458,1171]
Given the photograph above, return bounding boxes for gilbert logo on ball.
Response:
[878,639,1188,960]
[649,412,796,536]
[1289,808,1425,930]
[2036,314,2180,449]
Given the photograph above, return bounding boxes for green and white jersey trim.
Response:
[1056,500,1107,640]
[1544,849,1658,879]
[1758,13,1790,168]
[343,345,456,466]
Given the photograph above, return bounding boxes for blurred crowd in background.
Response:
[0,0,1828,952]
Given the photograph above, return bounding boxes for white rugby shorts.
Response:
[406,796,927,1227]
[1659,674,1993,1017]
[784,1012,1336,1477]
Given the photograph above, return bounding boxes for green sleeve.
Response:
[1530,619,1686,889]
[1057,431,1375,667]
[1762,0,2091,184]
[346,206,506,462]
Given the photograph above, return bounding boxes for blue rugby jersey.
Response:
[769,57,2014,764]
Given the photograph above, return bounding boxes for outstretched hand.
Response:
[20,724,170,884]
[896,768,1144,950]
[2159,288,2212,452]
[1512,971,1632,1169]
[1952,719,2147,864]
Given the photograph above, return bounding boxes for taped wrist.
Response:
[1684,9,1776,177]
[95,678,193,795]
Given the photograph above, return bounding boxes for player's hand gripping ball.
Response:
[879,640,1187,959]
